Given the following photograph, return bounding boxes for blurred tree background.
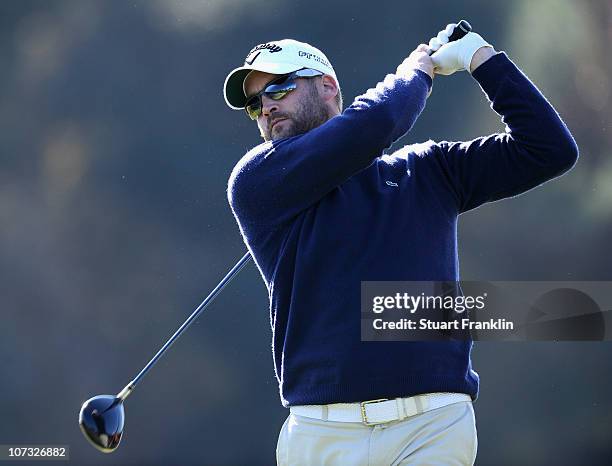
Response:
[0,1,610,465]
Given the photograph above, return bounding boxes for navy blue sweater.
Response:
[228,53,578,407]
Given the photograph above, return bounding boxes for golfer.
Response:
[223,24,577,465]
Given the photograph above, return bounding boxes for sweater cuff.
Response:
[470,51,515,94]
[414,69,433,90]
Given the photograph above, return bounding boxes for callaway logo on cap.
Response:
[223,39,338,110]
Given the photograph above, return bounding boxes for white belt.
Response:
[290,392,471,426]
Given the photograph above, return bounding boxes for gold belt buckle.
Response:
[360,399,388,425]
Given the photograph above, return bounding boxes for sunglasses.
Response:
[244,68,323,120]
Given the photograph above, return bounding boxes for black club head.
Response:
[79,395,125,453]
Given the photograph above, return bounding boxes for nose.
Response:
[261,94,280,116]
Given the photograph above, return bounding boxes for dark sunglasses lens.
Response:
[244,75,298,120]
[245,97,262,120]
[268,90,291,101]
[266,79,297,94]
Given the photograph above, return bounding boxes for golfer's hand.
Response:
[429,24,493,75]
[397,44,434,80]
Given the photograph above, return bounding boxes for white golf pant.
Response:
[276,400,477,465]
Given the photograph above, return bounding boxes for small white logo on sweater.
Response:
[385,181,399,187]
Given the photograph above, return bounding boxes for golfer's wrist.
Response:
[469,46,496,73]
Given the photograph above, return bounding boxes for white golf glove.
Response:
[429,24,492,75]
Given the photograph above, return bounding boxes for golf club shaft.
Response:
[117,251,252,401]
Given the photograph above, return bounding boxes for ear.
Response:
[319,74,339,104]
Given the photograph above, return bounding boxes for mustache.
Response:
[267,112,291,132]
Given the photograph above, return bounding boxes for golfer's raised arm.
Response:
[228,46,433,227]
[433,52,579,213]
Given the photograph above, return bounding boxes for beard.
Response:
[262,83,332,142]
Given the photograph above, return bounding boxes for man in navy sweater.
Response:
[223,24,577,465]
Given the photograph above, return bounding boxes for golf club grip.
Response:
[428,20,472,55]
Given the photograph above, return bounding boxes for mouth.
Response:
[270,118,286,131]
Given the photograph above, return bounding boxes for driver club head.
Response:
[78,395,125,453]
[77,253,252,454]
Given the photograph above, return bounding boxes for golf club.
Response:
[79,251,252,453]
[428,20,472,55]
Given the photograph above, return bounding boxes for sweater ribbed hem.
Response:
[282,372,479,407]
